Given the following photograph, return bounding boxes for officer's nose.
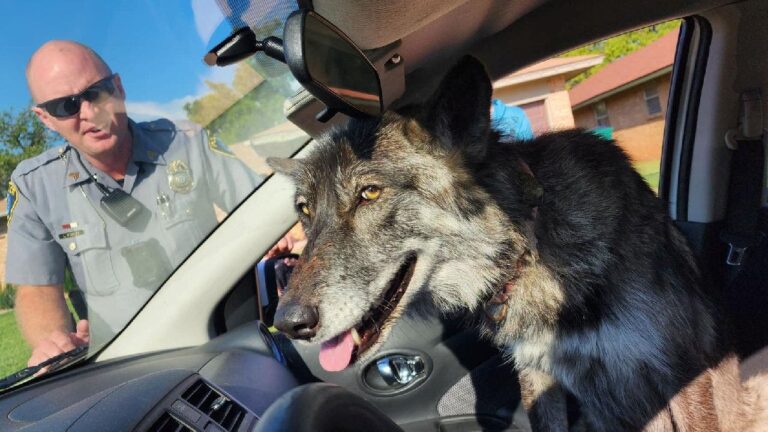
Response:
[274,300,319,340]
[79,100,99,122]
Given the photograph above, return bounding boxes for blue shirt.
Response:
[5,118,261,335]
[491,98,534,141]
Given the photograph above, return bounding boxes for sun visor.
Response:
[312,0,470,50]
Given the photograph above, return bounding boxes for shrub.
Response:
[0,284,16,310]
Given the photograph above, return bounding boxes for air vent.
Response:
[181,380,245,431]
[148,412,195,432]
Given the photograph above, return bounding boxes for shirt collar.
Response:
[129,119,167,166]
[62,119,166,188]
[62,147,92,188]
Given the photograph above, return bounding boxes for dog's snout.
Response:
[274,301,319,340]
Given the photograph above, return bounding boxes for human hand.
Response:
[265,235,294,259]
[27,319,89,373]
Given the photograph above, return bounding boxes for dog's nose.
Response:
[274,301,319,340]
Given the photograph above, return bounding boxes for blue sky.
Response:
[0,0,290,120]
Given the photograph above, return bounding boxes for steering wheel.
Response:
[253,383,404,432]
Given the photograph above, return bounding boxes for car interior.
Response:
[0,0,766,431]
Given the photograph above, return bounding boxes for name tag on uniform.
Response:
[58,230,84,239]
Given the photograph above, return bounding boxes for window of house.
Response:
[644,86,662,116]
[594,102,610,127]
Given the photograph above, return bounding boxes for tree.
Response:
[0,108,59,197]
[564,20,682,89]
[183,59,292,145]
[183,18,294,144]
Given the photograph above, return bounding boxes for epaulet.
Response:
[12,146,67,177]
[137,118,205,137]
[134,118,177,133]
[168,119,203,133]
[160,119,234,158]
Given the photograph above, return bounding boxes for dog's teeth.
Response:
[351,328,362,346]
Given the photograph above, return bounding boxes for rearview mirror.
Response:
[283,10,383,120]
[205,10,389,122]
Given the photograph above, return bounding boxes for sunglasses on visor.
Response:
[37,74,118,118]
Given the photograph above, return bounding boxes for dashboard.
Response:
[0,311,520,432]
[0,322,295,432]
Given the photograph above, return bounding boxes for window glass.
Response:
[492,19,680,193]
[0,0,305,383]
[595,102,611,127]
[567,20,679,193]
[645,86,663,116]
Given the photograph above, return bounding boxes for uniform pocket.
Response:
[56,222,119,296]
[159,194,208,262]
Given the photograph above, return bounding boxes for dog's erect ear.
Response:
[267,157,304,177]
[423,56,493,158]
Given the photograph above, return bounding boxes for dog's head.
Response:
[268,57,538,371]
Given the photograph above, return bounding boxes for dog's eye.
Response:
[360,185,381,202]
[297,202,310,216]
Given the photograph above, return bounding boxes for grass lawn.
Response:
[0,294,81,379]
[0,312,31,378]
[633,160,660,193]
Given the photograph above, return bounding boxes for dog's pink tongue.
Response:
[319,331,355,372]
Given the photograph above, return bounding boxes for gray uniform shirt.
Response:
[6,118,261,337]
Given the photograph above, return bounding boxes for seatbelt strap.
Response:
[721,90,765,274]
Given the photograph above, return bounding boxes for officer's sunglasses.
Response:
[37,74,118,119]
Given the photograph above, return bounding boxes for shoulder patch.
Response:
[207,132,235,158]
[7,180,18,226]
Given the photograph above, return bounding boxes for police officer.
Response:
[6,40,286,368]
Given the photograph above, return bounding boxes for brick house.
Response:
[570,31,678,162]
[493,54,603,135]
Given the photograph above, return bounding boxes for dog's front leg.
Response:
[519,367,569,432]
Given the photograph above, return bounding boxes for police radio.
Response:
[63,146,147,227]
[92,180,145,227]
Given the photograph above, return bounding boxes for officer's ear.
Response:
[30,106,57,132]
[112,73,127,100]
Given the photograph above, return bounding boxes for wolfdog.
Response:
[268,57,768,431]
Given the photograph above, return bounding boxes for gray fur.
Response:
[269,56,765,431]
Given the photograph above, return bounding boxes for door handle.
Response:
[376,354,425,387]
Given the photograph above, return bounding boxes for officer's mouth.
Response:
[83,127,109,138]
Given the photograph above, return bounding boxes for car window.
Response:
[492,20,681,193]
[0,0,305,382]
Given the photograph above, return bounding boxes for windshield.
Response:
[0,0,305,386]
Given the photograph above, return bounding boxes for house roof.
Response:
[493,54,603,88]
[569,30,678,108]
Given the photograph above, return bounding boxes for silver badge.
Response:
[167,160,195,194]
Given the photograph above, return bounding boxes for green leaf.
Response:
[0,107,61,196]
[563,20,682,89]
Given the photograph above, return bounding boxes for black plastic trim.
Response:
[659,18,693,203]
[675,16,712,221]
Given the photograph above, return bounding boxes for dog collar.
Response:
[484,158,540,326]
[484,249,532,325]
